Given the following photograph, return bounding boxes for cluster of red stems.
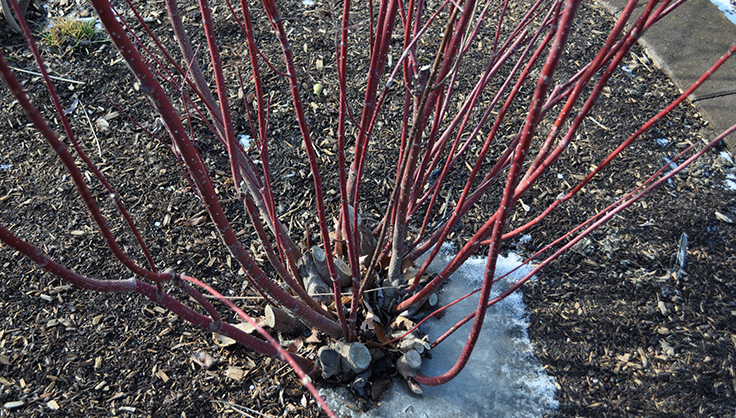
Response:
[1,0,735,413]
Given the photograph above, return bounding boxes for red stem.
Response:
[414,0,580,386]
[434,122,736,348]
[334,0,364,342]
[10,0,158,274]
[182,276,338,418]
[508,39,736,240]
[0,24,172,284]
[0,224,301,365]
[87,0,343,337]
[258,0,350,337]
[400,5,560,298]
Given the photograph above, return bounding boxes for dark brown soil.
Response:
[1,0,735,417]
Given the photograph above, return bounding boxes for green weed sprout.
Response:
[41,17,100,51]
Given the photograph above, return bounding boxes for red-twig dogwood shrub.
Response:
[1,0,734,414]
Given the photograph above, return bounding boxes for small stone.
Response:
[96,117,109,132]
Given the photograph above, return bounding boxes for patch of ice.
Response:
[663,157,678,171]
[715,152,736,191]
[322,245,558,418]
[302,0,316,7]
[620,64,634,76]
[710,0,736,25]
[719,150,734,165]
[724,174,736,191]
[0,164,11,171]
[518,234,532,245]
[655,138,669,148]
[238,134,253,150]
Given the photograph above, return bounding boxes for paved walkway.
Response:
[600,0,736,152]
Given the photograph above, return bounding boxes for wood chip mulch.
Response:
[1,0,735,417]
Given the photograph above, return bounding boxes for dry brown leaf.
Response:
[287,337,304,353]
[213,322,258,347]
[361,300,381,333]
[305,329,321,344]
[402,266,419,283]
[191,350,218,369]
[185,215,208,227]
[401,257,414,273]
[391,315,415,331]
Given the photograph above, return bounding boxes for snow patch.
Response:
[724,175,736,191]
[518,234,532,246]
[322,245,558,417]
[719,151,736,191]
[238,134,253,150]
[719,150,734,165]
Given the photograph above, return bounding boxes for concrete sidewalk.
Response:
[600,0,736,151]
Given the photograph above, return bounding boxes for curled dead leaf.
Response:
[213,322,258,347]
[360,300,381,331]
[391,315,415,331]
[305,329,321,344]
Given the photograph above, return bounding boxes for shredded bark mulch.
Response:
[1,0,735,416]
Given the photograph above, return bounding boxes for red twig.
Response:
[89,0,343,337]
[181,276,338,418]
[0,224,295,363]
[413,0,581,385]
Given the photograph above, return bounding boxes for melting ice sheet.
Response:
[322,245,558,418]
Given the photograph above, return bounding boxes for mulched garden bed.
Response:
[1,0,735,416]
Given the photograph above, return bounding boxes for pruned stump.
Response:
[396,349,422,378]
[317,346,342,379]
[297,251,331,304]
[264,305,305,335]
[335,341,372,375]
